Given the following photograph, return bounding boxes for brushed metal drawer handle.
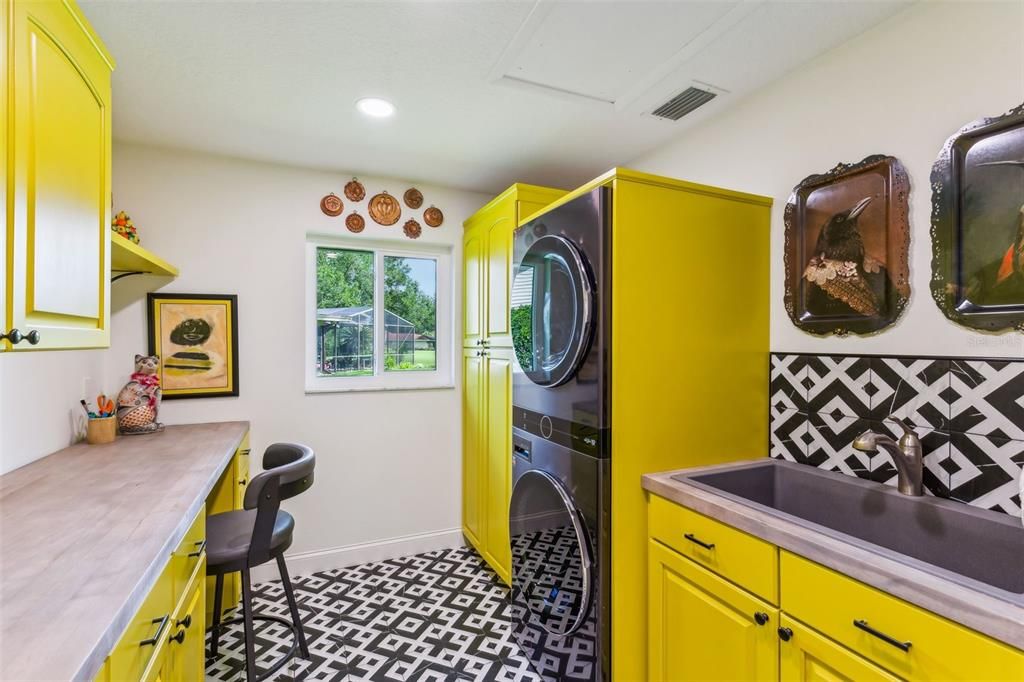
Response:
[853,619,912,652]
[187,539,207,558]
[139,614,170,647]
[683,533,715,550]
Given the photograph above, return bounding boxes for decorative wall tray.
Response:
[931,102,1024,332]
[784,154,911,336]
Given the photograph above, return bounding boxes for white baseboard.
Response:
[251,527,466,583]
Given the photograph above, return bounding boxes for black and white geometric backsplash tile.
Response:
[205,546,545,682]
[770,352,1024,518]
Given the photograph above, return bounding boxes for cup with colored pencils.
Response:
[82,394,117,445]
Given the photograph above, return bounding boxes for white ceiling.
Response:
[80,0,910,194]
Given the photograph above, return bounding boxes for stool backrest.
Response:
[244,443,315,566]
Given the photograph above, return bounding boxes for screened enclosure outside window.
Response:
[306,239,451,392]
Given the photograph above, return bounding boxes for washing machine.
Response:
[508,187,611,682]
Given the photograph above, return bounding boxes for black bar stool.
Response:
[206,442,315,681]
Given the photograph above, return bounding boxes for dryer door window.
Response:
[509,469,593,637]
[511,235,593,387]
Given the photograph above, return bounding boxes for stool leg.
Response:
[276,554,309,658]
[209,573,224,658]
[241,568,258,682]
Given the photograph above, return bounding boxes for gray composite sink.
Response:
[672,460,1024,595]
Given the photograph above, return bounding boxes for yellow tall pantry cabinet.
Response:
[4,0,114,350]
[461,183,565,583]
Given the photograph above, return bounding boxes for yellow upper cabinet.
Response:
[462,184,565,349]
[5,0,114,350]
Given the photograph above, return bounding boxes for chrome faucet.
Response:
[853,417,924,496]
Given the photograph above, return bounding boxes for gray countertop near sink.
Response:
[642,460,1024,651]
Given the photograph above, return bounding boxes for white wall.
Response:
[107,143,489,564]
[630,0,1024,358]
[0,350,105,473]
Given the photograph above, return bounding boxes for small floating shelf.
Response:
[111,236,178,279]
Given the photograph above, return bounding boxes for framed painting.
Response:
[931,102,1024,332]
[784,154,911,336]
[148,294,239,399]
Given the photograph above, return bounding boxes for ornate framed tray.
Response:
[784,155,911,336]
[931,102,1024,332]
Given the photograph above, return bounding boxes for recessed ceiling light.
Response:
[356,97,395,118]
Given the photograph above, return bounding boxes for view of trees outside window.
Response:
[315,248,436,376]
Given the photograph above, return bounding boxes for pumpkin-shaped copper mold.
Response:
[345,212,365,233]
[369,192,402,226]
[403,219,422,240]
[404,188,424,209]
[344,177,366,202]
[423,205,444,228]
[320,192,343,217]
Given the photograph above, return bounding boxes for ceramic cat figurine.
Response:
[116,354,164,435]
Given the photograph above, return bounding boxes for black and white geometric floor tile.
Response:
[205,547,545,682]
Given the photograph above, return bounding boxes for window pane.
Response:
[316,247,374,377]
[384,255,437,372]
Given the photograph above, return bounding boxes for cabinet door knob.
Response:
[1,329,40,345]
[777,627,793,642]
[169,629,186,644]
[176,614,192,629]
[753,612,769,626]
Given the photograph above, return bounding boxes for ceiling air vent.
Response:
[650,86,717,121]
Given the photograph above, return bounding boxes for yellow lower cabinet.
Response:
[109,563,173,682]
[648,539,778,681]
[782,551,1024,681]
[779,614,899,682]
[167,557,207,682]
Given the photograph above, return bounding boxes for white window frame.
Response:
[305,235,453,393]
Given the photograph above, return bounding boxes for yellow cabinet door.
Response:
[483,347,513,583]
[484,202,515,348]
[780,615,899,682]
[7,0,114,350]
[168,565,207,682]
[462,348,485,548]
[463,225,484,348]
[648,539,778,682]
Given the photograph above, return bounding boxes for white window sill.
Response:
[305,384,455,395]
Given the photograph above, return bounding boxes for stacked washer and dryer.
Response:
[502,170,772,682]
[507,187,611,681]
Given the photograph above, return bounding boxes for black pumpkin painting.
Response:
[165,318,215,375]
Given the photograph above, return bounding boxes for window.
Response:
[306,238,452,392]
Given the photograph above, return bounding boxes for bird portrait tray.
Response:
[784,154,911,336]
[931,102,1024,332]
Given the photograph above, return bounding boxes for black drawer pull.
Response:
[187,539,207,558]
[777,627,793,642]
[240,449,251,456]
[169,629,186,645]
[753,612,769,626]
[853,619,912,652]
[139,614,170,647]
[176,614,192,629]
[239,478,247,486]
[683,533,715,550]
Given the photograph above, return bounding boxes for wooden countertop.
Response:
[643,462,1024,652]
[0,421,249,682]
